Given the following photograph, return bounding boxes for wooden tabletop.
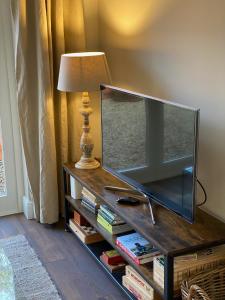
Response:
[64,163,225,256]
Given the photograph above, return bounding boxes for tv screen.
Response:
[101,85,199,223]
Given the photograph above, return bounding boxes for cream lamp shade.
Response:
[57,52,110,170]
[57,52,110,92]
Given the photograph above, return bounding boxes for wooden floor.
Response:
[0,213,127,300]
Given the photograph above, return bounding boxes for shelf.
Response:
[64,163,225,257]
[66,225,136,300]
[65,195,164,297]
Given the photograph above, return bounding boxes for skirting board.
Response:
[23,195,34,219]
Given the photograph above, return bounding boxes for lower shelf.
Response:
[66,223,136,300]
[65,196,164,297]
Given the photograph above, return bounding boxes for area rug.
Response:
[0,235,61,300]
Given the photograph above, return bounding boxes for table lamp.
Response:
[57,52,110,169]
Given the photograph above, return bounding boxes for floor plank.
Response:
[0,213,127,300]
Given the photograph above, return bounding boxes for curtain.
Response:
[11,0,87,223]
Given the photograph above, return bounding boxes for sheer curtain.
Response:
[11,0,87,223]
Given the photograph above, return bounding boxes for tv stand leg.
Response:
[164,255,174,300]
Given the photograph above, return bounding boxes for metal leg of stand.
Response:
[164,255,174,300]
[148,200,156,225]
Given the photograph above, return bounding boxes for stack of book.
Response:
[153,245,225,296]
[97,204,132,235]
[100,249,126,275]
[123,265,154,300]
[81,187,101,214]
[69,211,104,244]
[116,232,160,265]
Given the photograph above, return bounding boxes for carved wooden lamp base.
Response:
[75,157,100,169]
[75,91,100,170]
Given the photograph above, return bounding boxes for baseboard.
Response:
[0,209,21,217]
[23,195,34,219]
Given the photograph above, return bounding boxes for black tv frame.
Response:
[100,84,199,223]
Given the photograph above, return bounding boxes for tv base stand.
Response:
[104,185,156,225]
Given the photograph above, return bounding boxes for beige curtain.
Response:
[11,0,86,223]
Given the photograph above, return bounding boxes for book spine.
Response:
[122,276,153,300]
[100,205,120,221]
[116,240,140,264]
[98,209,115,224]
[126,265,153,293]
[97,216,113,234]
[82,187,96,201]
[98,215,131,235]
[81,191,99,205]
[82,196,99,208]
[97,214,113,228]
[81,201,98,214]
[98,209,124,225]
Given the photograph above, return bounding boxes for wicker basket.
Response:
[181,265,225,300]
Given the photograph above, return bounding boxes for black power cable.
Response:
[196,179,207,206]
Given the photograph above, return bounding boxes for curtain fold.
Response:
[11,0,86,223]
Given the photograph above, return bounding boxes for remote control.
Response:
[116,197,140,205]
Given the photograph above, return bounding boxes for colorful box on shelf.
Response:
[102,249,125,265]
[69,219,104,244]
[74,210,90,226]
[100,250,126,275]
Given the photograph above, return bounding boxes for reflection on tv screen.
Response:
[101,86,199,223]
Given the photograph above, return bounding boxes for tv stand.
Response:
[104,185,156,225]
[63,162,225,300]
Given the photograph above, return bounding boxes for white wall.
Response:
[98,0,225,221]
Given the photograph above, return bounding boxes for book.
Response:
[102,249,125,265]
[100,204,123,222]
[97,214,132,235]
[81,199,99,214]
[81,191,101,206]
[122,276,153,300]
[82,187,97,202]
[82,196,100,209]
[70,176,82,199]
[125,265,153,294]
[100,255,126,274]
[98,209,125,225]
[98,209,126,227]
[74,210,90,226]
[69,219,104,244]
[116,233,159,264]
[117,241,156,265]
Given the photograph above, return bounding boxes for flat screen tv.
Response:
[101,84,199,223]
